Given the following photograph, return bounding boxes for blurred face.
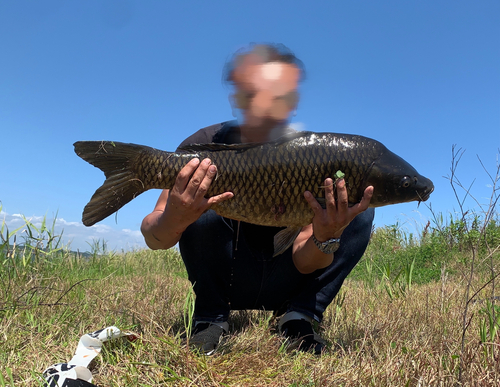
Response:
[231,55,300,135]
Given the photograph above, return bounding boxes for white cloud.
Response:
[1,212,146,253]
[56,218,82,227]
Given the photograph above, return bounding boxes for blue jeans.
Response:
[178,208,374,323]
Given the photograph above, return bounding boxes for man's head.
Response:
[224,44,305,135]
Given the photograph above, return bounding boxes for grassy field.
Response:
[1,153,499,386]
[1,208,499,386]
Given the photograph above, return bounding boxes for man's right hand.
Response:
[140,158,234,250]
[165,157,234,230]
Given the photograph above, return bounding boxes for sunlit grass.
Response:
[1,209,499,386]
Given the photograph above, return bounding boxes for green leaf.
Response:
[334,170,345,180]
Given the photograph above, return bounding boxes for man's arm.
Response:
[141,157,233,250]
[292,178,373,274]
[141,189,182,250]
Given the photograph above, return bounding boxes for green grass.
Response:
[352,214,500,287]
[1,212,499,386]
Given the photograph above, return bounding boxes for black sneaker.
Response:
[280,319,326,355]
[188,323,226,355]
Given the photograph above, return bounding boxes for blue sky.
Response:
[1,1,499,252]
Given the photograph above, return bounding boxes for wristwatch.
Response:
[312,234,341,254]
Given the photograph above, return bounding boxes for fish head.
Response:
[364,148,434,207]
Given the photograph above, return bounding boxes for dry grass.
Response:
[1,248,499,386]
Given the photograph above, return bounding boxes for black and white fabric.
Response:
[43,326,136,387]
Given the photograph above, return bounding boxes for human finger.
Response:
[335,178,349,211]
[207,191,234,206]
[192,162,218,200]
[323,178,336,212]
[349,186,374,216]
[184,158,212,197]
[358,186,374,211]
[303,191,324,215]
[173,158,200,193]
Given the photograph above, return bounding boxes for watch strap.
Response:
[312,234,341,254]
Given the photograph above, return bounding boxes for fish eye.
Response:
[401,176,412,188]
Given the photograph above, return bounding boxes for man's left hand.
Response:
[304,178,373,242]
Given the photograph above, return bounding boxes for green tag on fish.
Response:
[334,170,345,180]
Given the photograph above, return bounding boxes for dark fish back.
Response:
[194,132,382,227]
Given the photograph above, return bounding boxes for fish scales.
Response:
[204,140,315,226]
[74,131,433,231]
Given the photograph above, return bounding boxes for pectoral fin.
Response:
[273,226,302,257]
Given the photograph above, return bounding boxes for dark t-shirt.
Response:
[176,122,232,150]
[176,120,297,149]
[176,120,296,258]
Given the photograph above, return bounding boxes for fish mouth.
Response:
[417,185,434,203]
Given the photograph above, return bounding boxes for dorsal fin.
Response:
[178,130,310,153]
[178,142,262,153]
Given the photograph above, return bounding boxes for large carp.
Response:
[74,131,433,254]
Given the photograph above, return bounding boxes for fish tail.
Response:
[74,141,152,226]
